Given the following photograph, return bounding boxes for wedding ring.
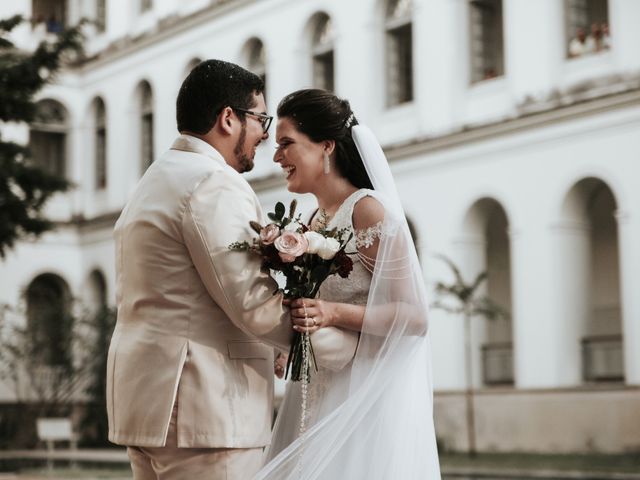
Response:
[312,318,317,327]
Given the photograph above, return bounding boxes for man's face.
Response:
[233,92,268,173]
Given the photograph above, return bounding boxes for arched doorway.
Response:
[460,197,513,387]
[559,178,623,383]
[25,273,72,368]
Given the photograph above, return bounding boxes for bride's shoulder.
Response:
[351,191,384,232]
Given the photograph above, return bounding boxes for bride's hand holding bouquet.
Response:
[229,199,353,382]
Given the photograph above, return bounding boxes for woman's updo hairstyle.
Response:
[277,89,373,190]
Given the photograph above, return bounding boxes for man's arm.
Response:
[182,172,292,351]
[182,171,358,369]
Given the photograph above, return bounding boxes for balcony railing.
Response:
[482,342,514,386]
[582,335,624,382]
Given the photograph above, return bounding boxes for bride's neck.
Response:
[314,175,358,216]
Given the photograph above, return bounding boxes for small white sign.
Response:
[36,418,73,441]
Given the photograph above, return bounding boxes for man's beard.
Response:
[233,123,254,173]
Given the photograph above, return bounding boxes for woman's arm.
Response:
[290,195,427,337]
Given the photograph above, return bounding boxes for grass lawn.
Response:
[9,467,132,479]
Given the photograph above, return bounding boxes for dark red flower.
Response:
[334,250,353,278]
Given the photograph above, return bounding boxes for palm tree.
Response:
[431,254,508,457]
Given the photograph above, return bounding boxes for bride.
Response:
[256,89,441,479]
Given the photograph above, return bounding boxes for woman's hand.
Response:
[289,298,336,334]
[274,352,287,379]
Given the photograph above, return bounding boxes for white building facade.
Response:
[1,0,639,453]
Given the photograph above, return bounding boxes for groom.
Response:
[106,60,313,479]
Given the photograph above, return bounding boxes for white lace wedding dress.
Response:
[256,124,440,480]
[265,188,378,462]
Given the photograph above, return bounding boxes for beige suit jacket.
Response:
[107,135,355,449]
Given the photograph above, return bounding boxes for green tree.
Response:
[0,302,114,447]
[79,305,117,446]
[0,15,84,258]
[431,254,508,456]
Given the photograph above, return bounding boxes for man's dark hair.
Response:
[176,59,264,134]
[277,89,373,190]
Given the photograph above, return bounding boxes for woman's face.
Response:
[273,116,325,194]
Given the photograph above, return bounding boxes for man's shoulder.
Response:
[189,164,257,205]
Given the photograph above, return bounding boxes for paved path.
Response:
[0,450,128,463]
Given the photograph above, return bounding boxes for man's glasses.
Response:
[231,107,273,133]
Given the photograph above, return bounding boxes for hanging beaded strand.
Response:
[296,305,312,475]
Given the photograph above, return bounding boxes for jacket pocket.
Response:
[227,340,272,359]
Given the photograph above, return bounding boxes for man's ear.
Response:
[217,106,235,136]
[323,140,336,156]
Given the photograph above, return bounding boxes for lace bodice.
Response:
[316,189,379,306]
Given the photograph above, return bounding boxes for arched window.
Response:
[137,81,154,174]
[566,0,610,58]
[29,99,69,178]
[385,0,413,106]
[31,0,66,33]
[245,38,267,93]
[469,0,504,82]
[560,178,624,383]
[96,0,106,32]
[86,269,108,318]
[311,15,334,92]
[461,198,514,386]
[26,273,72,367]
[93,97,107,189]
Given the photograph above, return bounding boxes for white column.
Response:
[617,210,640,385]
[503,0,563,103]
[69,105,87,219]
[338,0,383,123]
[416,0,459,134]
[453,233,488,388]
[510,221,585,388]
[66,0,83,25]
[551,221,591,386]
[610,0,640,73]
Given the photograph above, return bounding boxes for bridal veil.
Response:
[255,125,441,479]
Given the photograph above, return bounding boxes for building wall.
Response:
[435,386,640,453]
[1,0,639,452]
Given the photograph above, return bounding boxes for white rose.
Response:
[304,231,326,254]
[284,220,301,232]
[317,237,341,260]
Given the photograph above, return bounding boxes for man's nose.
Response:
[262,130,269,141]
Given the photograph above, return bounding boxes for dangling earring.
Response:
[323,151,330,174]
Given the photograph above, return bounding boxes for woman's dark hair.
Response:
[277,89,373,190]
[176,59,264,134]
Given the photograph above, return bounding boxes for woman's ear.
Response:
[323,140,336,156]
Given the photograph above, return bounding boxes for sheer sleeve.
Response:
[354,220,384,249]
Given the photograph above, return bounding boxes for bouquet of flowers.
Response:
[229,199,353,382]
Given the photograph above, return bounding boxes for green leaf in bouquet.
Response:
[275,202,286,220]
[267,212,278,222]
[289,199,297,219]
[282,217,291,228]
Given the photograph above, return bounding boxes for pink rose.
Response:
[260,223,280,245]
[274,231,308,263]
